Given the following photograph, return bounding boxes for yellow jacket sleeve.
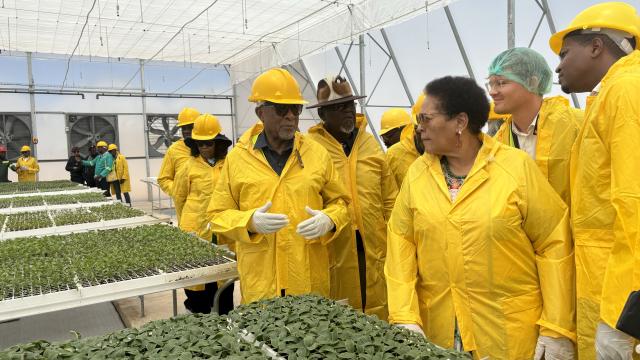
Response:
[519,157,577,342]
[172,160,190,224]
[157,150,176,196]
[381,159,399,221]
[27,158,39,174]
[208,159,262,245]
[317,152,350,245]
[119,156,129,180]
[601,80,640,326]
[385,177,421,326]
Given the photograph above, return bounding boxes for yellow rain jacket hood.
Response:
[385,124,420,188]
[494,96,582,205]
[15,156,39,182]
[308,114,398,320]
[109,153,131,194]
[208,122,350,304]
[386,134,576,359]
[570,50,640,360]
[157,139,191,218]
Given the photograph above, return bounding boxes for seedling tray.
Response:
[0,200,114,215]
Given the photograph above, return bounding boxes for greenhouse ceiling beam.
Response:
[0,88,85,98]
[508,0,516,49]
[380,28,414,105]
[444,6,475,80]
[95,92,232,100]
[539,0,580,109]
[140,59,152,201]
[336,42,384,149]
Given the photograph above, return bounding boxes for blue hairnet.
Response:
[488,47,553,95]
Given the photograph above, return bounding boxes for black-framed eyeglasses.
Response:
[321,101,356,113]
[262,102,303,117]
[196,140,216,148]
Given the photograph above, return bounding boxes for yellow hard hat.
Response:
[96,140,108,148]
[191,114,222,141]
[488,102,510,121]
[20,145,31,152]
[108,144,118,151]
[411,92,427,125]
[380,108,411,135]
[549,2,640,54]
[177,107,200,127]
[248,68,307,104]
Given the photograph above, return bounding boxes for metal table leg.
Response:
[213,278,238,314]
[172,289,178,317]
[139,295,145,317]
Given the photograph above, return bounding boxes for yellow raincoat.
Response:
[15,156,39,182]
[494,96,582,205]
[174,155,225,291]
[208,123,350,304]
[157,139,191,218]
[385,124,420,188]
[570,50,640,360]
[109,153,131,194]
[386,134,576,359]
[308,115,398,320]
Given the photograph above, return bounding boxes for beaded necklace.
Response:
[440,156,466,190]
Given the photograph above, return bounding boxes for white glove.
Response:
[533,335,574,360]
[296,206,334,239]
[635,344,639,354]
[248,201,289,234]
[595,322,634,360]
[397,323,425,337]
[20,166,28,171]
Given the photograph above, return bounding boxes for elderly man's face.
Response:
[256,102,302,141]
[319,101,357,135]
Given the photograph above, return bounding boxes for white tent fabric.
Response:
[0,0,450,84]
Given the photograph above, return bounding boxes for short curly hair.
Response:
[424,76,489,134]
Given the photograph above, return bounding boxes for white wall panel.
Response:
[117,115,146,158]
[35,114,68,160]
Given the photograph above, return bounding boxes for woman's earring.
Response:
[456,129,462,148]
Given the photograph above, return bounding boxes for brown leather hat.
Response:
[306,75,366,109]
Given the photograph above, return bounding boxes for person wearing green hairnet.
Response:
[488,47,582,206]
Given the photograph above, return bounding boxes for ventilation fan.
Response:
[147,115,180,157]
[67,115,118,158]
[0,114,33,160]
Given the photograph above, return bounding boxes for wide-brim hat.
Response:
[185,133,232,149]
[307,76,366,109]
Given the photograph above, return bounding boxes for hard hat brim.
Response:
[191,130,221,141]
[248,97,308,105]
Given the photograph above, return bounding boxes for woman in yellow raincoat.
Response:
[385,76,576,359]
[108,144,132,206]
[173,114,232,314]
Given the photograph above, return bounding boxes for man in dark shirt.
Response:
[65,146,86,184]
[0,145,13,182]
[84,145,98,187]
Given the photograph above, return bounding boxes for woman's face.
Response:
[196,140,216,160]
[416,96,459,156]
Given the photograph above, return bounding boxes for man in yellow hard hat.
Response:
[14,145,39,182]
[550,2,640,359]
[379,108,411,148]
[385,92,426,187]
[158,107,199,221]
[208,68,350,305]
[489,47,582,206]
[307,76,398,320]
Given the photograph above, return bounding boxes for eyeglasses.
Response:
[321,101,356,113]
[416,112,446,125]
[484,79,512,92]
[196,140,215,148]
[262,102,303,117]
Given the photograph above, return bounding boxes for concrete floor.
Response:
[0,199,179,350]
